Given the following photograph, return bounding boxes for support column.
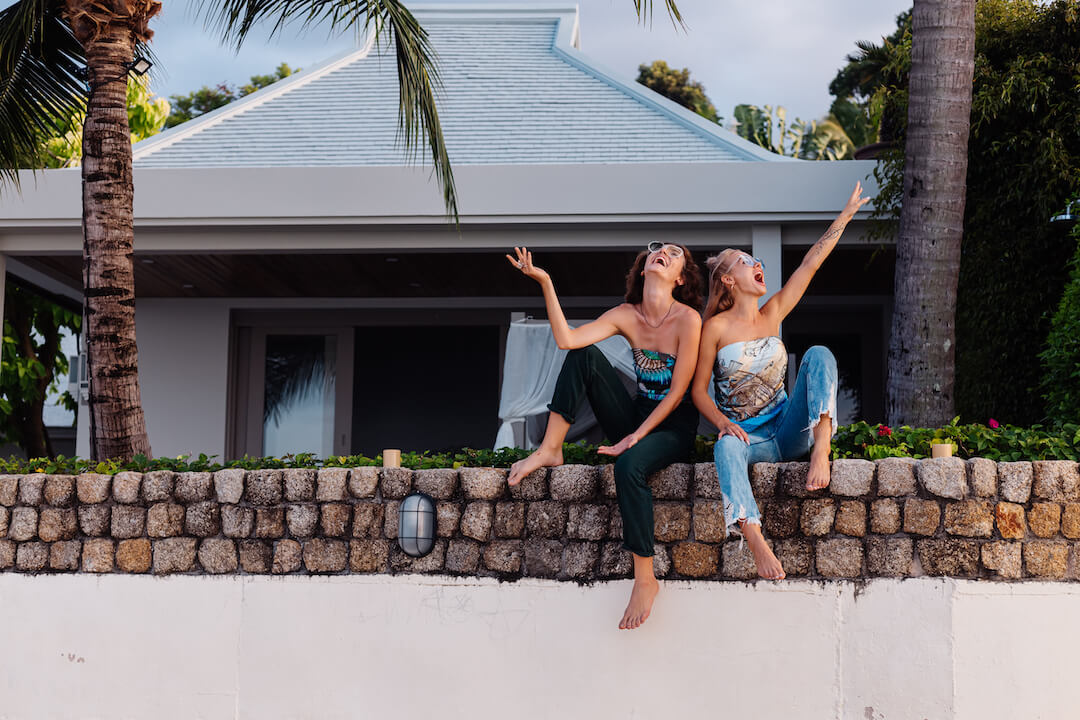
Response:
[0,254,6,327]
[751,224,783,307]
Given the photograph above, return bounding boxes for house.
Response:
[0,4,887,459]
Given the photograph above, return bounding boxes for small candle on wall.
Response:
[382,449,401,468]
[931,443,953,459]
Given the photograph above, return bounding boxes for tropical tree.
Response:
[165,62,297,128]
[0,0,680,461]
[733,104,854,160]
[636,59,719,123]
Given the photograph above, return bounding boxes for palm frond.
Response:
[0,0,87,191]
[199,0,457,220]
[632,0,684,29]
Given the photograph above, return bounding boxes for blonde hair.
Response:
[703,249,744,319]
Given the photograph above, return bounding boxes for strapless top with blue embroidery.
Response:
[713,336,788,432]
[632,348,682,402]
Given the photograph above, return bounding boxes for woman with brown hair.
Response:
[505,242,703,629]
[691,183,870,580]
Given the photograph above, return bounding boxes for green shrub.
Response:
[1040,220,1080,427]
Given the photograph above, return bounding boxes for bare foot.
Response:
[806,451,831,491]
[743,523,785,580]
[618,577,659,630]
[507,445,563,486]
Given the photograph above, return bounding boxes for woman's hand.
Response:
[506,246,550,284]
[840,181,871,221]
[598,432,641,457]
[716,415,750,444]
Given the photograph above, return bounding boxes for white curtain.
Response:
[495,319,635,449]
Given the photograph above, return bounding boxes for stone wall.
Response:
[0,458,1078,581]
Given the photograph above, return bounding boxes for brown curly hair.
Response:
[624,244,704,312]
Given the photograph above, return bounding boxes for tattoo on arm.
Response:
[820,226,843,243]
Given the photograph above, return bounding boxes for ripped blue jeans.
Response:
[713,345,838,531]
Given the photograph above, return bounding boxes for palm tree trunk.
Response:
[886,0,976,427]
[81,24,151,460]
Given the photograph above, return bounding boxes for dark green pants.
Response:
[548,345,698,557]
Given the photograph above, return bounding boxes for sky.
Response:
[144,0,912,124]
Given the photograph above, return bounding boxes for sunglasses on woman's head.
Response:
[647,241,684,258]
[728,254,765,270]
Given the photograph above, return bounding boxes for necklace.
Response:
[637,300,676,329]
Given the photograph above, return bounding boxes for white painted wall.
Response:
[1,575,1075,720]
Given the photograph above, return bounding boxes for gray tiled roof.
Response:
[134,9,771,167]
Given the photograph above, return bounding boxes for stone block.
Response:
[349,539,389,573]
[78,505,110,537]
[903,499,941,536]
[527,501,567,538]
[869,499,901,534]
[112,472,141,504]
[608,509,623,540]
[286,504,319,537]
[507,468,547,500]
[459,501,494,542]
[763,500,800,539]
[412,468,458,500]
[444,539,481,574]
[185,502,221,537]
[998,462,1033,503]
[599,542,632,578]
[483,540,524,574]
[1033,461,1080,501]
[320,503,351,538]
[1024,541,1068,579]
[876,457,918,497]
[213,469,245,504]
[147,503,185,538]
[352,503,385,539]
[43,476,75,507]
[1071,545,1080,581]
[18,475,44,504]
[866,537,913,577]
[694,462,721,500]
[254,507,285,538]
[75,474,111,505]
[16,542,48,571]
[599,464,617,499]
[693,500,726,543]
[0,506,6,538]
[648,463,692,500]
[816,538,864,578]
[195,539,236,574]
[1062,504,1080,539]
[38,508,76,542]
[720,541,757,580]
[775,539,813,576]
[917,458,968,500]
[221,505,254,539]
[316,467,349,501]
[1027,503,1061,538]
[567,504,608,541]
[175,472,213,503]
[303,539,347,573]
[460,467,507,501]
[389,540,446,574]
[563,541,599,579]
[384,501,400,539]
[272,539,302,574]
[117,538,152,573]
[9,507,37,541]
[111,506,145,539]
[944,500,994,538]
[0,476,18,506]
[246,470,283,505]
[283,469,316,501]
[750,463,780,498]
[0,539,13,568]
[830,459,874,497]
[153,538,197,574]
[238,540,272,573]
[673,541,720,578]
[653,503,691,542]
[49,540,81,571]
[981,541,1022,579]
[524,539,563,577]
[349,467,379,498]
[835,501,867,537]
[549,465,598,501]
[917,539,979,576]
[142,471,176,503]
[379,468,413,499]
[652,544,671,578]
[434,502,460,538]
[800,498,836,536]
[493,502,525,538]
[967,458,997,498]
[780,462,813,498]
[995,502,1026,540]
[81,538,115,573]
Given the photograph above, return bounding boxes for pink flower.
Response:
[988,418,1000,429]
[877,425,892,437]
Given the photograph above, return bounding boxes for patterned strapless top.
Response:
[713,336,788,427]
[632,348,679,402]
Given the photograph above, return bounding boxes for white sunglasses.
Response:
[647,242,684,258]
